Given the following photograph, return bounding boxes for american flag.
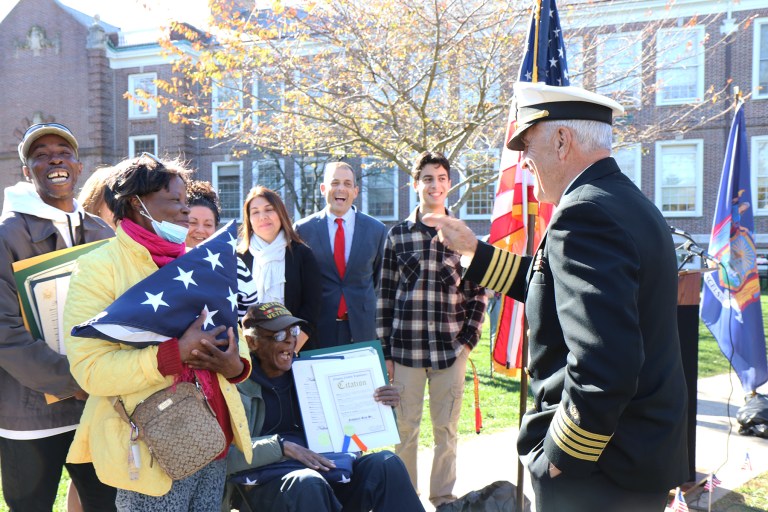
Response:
[487,0,566,373]
[742,452,752,471]
[71,221,240,345]
[704,473,722,492]
[670,487,688,512]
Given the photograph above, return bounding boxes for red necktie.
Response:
[334,218,347,318]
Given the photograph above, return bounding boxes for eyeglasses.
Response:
[22,122,73,138]
[260,325,301,342]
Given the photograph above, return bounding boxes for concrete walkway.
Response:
[414,373,768,511]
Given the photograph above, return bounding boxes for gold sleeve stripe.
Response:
[480,248,503,288]
[558,405,612,442]
[552,415,605,453]
[481,247,520,295]
[550,430,601,461]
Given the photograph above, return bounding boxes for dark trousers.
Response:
[240,451,424,512]
[528,446,668,512]
[0,431,116,512]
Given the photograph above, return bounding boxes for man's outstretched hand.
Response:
[421,213,479,258]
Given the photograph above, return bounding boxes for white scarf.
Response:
[248,230,288,304]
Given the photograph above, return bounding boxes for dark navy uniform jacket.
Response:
[466,157,689,492]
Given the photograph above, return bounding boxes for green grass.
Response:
[2,301,763,511]
[712,471,768,511]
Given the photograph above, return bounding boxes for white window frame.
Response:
[361,157,399,221]
[212,77,243,133]
[613,143,642,188]
[753,18,768,100]
[596,32,642,107]
[128,135,158,158]
[459,150,499,221]
[751,135,768,215]
[655,26,706,106]
[252,75,285,126]
[654,139,703,217]
[212,161,244,222]
[293,159,326,217]
[252,158,286,193]
[128,73,157,119]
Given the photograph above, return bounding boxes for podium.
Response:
[677,271,705,481]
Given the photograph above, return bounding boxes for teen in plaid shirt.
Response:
[377,151,487,508]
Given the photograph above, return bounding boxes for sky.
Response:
[0,0,212,31]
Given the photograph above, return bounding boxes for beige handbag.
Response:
[114,380,226,480]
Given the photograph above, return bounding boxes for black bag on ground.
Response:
[736,393,768,438]
[436,481,530,512]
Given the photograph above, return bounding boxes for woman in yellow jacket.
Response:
[63,155,252,511]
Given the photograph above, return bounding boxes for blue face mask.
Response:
[135,196,189,244]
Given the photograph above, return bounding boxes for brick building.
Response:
[2,0,768,248]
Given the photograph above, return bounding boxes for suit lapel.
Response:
[345,211,364,272]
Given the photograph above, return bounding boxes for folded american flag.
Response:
[71,221,239,346]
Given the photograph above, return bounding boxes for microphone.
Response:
[669,225,694,240]
[683,240,718,263]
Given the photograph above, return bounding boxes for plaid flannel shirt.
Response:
[377,208,487,370]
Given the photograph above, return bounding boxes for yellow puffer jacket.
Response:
[63,227,252,496]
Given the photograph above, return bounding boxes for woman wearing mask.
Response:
[63,154,252,511]
[237,186,321,351]
[185,180,220,249]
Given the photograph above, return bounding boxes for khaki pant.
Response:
[393,348,468,507]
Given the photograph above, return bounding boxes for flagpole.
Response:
[531,0,542,82]
[516,215,536,512]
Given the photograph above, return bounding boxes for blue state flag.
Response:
[701,101,768,393]
[71,221,240,347]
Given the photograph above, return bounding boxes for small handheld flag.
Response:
[670,487,688,512]
[742,452,752,471]
[71,221,239,346]
[704,473,721,492]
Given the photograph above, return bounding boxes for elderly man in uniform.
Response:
[424,82,688,511]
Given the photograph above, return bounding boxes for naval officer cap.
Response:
[507,82,625,151]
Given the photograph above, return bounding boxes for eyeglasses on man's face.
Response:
[260,324,301,343]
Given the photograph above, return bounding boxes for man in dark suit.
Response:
[424,82,689,511]
[295,162,387,348]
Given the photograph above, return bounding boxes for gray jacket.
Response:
[0,209,113,432]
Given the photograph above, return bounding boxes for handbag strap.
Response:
[111,375,206,425]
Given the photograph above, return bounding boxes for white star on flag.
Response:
[142,291,169,312]
[227,287,238,311]
[174,268,197,289]
[227,233,238,254]
[203,249,223,270]
[201,305,219,329]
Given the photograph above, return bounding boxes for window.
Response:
[655,140,703,216]
[252,158,285,193]
[294,159,325,217]
[656,27,705,105]
[253,76,284,126]
[128,135,157,158]
[596,32,642,106]
[565,36,583,88]
[460,151,498,220]
[752,136,768,214]
[362,158,398,221]
[753,18,768,99]
[212,77,243,133]
[613,144,642,188]
[212,162,243,221]
[128,73,157,119]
